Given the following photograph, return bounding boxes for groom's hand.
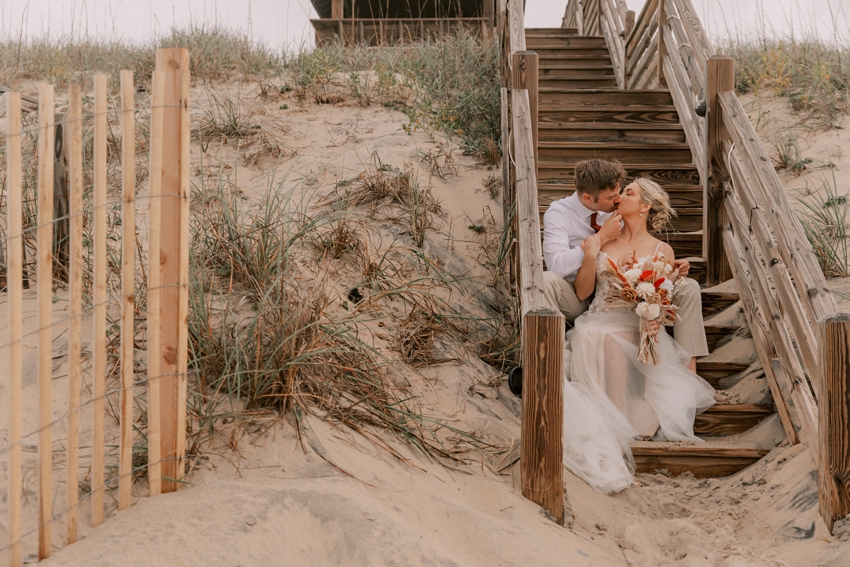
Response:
[598,212,622,245]
[580,233,602,258]
[672,259,690,279]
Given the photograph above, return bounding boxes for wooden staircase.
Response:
[528,28,777,479]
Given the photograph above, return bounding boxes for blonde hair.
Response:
[634,178,677,232]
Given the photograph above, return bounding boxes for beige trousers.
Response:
[541,271,709,358]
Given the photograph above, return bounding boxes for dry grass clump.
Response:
[718,37,850,128]
[187,174,489,464]
[323,152,442,247]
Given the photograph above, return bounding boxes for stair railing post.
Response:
[511,51,538,176]
[819,314,850,534]
[656,0,667,88]
[704,55,734,285]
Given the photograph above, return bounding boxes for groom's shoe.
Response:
[508,366,523,397]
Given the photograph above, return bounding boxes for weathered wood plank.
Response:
[632,445,769,477]
[726,147,819,393]
[721,227,800,444]
[37,84,55,561]
[537,141,693,164]
[538,162,700,185]
[694,404,774,436]
[819,314,850,533]
[670,0,712,66]
[521,310,565,524]
[704,57,734,285]
[538,125,686,143]
[6,90,24,567]
[719,91,838,320]
[66,84,83,545]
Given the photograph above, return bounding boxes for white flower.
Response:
[623,268,642,283]
[636,282,656,298]
[664,264,673,274]
[659,278,674,293]
[636,302,661,320]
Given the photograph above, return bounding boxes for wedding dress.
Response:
[561,251,716,494]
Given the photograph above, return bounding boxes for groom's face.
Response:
[593,185,622,213]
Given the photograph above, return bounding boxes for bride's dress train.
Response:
[562,253,716,494]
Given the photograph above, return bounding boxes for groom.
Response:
[541,159,709,372]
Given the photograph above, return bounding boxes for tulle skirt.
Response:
[562,310,716,494]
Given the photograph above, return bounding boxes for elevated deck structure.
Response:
[310,0,495,45]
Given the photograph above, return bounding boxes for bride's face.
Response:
[617,182,652,219]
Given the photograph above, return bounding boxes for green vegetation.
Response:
[718,37,850,129]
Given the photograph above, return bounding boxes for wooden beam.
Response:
[625,9,635,38]
[718,91,838,320]
[512,88,565,524]
[147,70,165,497]
[66,84,83,545]
[512,51,538,176]
[332,0,343,20]
[119,69,136,511]
[721,226,799,444]
[655,0,667,88]
[508,0,526,51]
[37,83,55,561]
[92,74,108,528]
[155,48,190,493]
[704,56,734,285]
[6,90,23,567]
[819,314,850,533]
[521,310,565,524]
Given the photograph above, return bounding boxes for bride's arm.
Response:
[574,234,601,301]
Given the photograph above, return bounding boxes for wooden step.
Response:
[531,47,612,58]
[660,232,704,259]
[697,360,752,388]
[537,89,674,109]
[538,58,614,68]
[537,163,701,185]
[525,27,579,37]
[539,66,615,77]
[536,53,614,62]
[525,37,608,48]
[694,404,774,436]
[704,324,742,352]
[632,444,769,477]
[538,123,687,144]
[537,77,620,88]
[702,290,739,317]
[540,108,681,126]
[538,183,702,208]
[537,142,694,165]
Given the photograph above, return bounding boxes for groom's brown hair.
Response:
[574,159,626,200]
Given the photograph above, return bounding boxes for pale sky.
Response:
[2,0,848,50]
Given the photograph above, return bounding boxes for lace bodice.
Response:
[586,253,625,315]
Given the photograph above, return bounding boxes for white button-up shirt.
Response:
[543,193,612,282]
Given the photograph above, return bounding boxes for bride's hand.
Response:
[646,319,662,340]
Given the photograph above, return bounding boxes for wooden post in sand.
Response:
[154,48,191,493]
[511,88,565,525]
[819,314,850,533]
[704,56,734,286]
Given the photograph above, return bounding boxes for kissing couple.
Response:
[541,159,721,494]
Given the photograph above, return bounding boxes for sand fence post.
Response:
[154,48,191,493]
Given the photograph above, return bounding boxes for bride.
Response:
[561,178,717,494]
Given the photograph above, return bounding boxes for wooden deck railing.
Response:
[500,0,566,525]
[560,0,850,535]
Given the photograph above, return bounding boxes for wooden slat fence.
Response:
[1,48,190,565]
